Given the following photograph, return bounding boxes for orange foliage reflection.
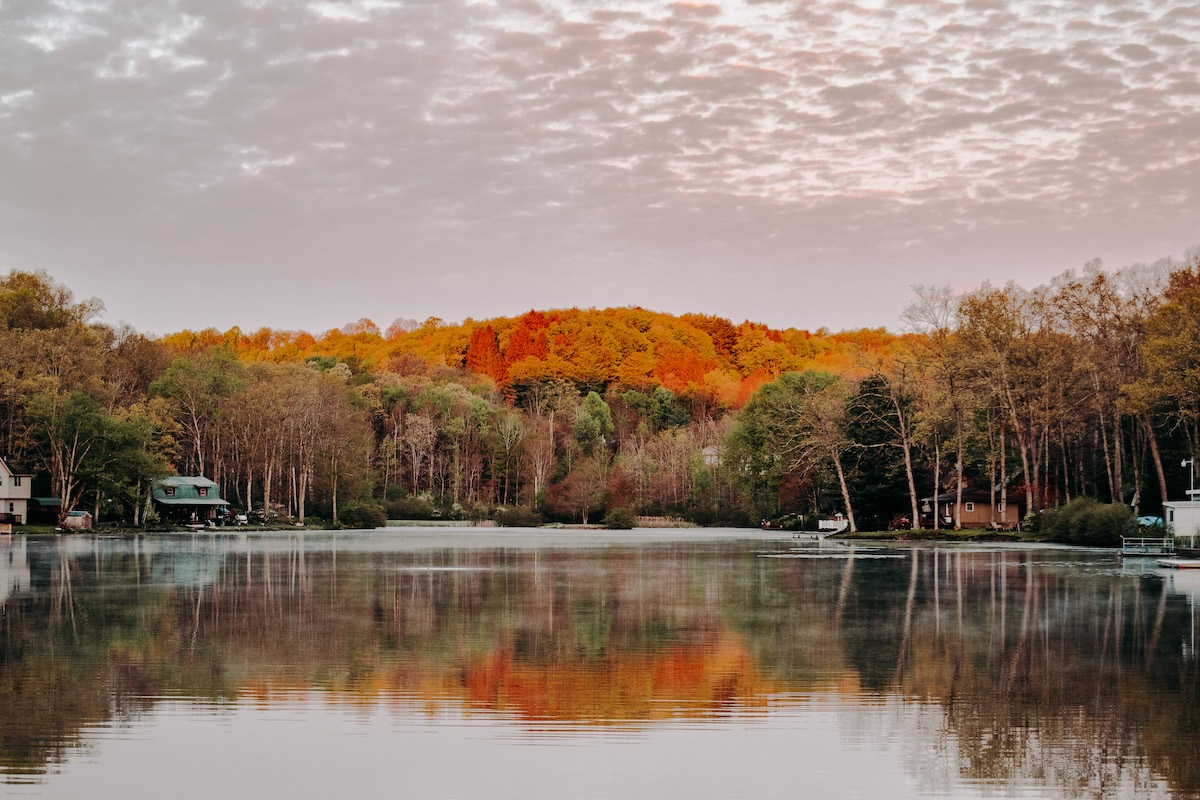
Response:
[461,633,774,722]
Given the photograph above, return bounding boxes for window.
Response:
[198,487,209,497]
[164,486,176,497]
[965,502,975,513]
[12,476,20,486]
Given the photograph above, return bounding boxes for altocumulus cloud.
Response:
[0,0,1197,334]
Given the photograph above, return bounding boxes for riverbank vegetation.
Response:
[1,247,1197,531]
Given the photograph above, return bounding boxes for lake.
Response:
[1,529,1198,799]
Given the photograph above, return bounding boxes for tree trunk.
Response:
[954,429,964,531]
[893,393,920,530]
[1000,423,1009,527]
[331,460,339,523]
[1006,400,1034,519]
[933,436,941,531]
[1113,416,1125,505]
[988,411,997,528]
[831,446,857,533]
[1142,414,1168,509]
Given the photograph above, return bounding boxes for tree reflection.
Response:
[1,536,1199,798]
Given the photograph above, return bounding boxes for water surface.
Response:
[2,529,1197,798]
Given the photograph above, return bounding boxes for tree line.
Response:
[0,248,1197,528]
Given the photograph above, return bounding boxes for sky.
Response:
[1,0,1197,337]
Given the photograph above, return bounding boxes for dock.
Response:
[1157,558,1200,569]
[1121,536,1175,557]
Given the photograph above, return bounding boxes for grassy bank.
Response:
[833,528,1040,543]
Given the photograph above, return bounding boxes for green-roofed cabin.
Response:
[152,477,230,525]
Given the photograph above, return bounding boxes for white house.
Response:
[0,456,33,526]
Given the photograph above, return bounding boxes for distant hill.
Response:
[160,307,901,408]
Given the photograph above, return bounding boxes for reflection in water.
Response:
[1,533,1199,798]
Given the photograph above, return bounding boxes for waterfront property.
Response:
[920,486,1025,530]
[152,476,230,524]
[0,456,32,526]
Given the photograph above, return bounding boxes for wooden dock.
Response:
[1157,558,1200,569]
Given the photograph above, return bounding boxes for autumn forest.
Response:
[2,249,1199,531]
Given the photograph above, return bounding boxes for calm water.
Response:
[2,529,1198,799]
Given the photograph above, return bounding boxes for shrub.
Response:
[339,501,387,529]
[603,507,637,529]
[386,496,439,520]
[494,506,544,528]
[1042,498,1134,547]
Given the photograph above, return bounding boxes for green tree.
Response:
[572,391,614,457]
[725,371,859,529]
[27,391,159,522]
[151,348,245,478]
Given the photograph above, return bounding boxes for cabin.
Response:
[920,487,1025,530]
[152,477,230,524]
[1164,499,1200,547]
[0,457,33,526]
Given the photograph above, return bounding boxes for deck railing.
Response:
[1120,536,1175,556]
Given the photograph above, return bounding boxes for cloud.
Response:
[0,0,1196,335]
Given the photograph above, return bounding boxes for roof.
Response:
[0,457,32,477]
[923,488,997,503]
[152,476,227,506]
[158,476,219,488]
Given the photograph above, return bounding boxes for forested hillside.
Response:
[1,250,1197,530]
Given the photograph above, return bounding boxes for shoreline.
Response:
[4,522,1042,544]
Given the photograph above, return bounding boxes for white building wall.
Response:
[1165,502,1200,544]
[0,459,32,523]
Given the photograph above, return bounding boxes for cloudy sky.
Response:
[1,0,1197,335]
